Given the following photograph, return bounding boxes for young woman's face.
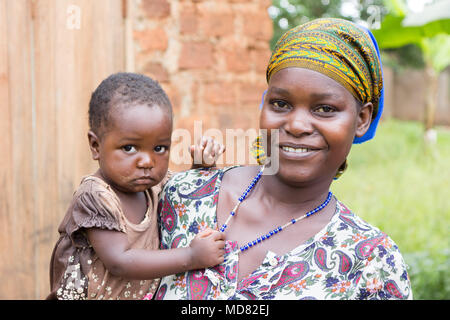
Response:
[260,67,372,186]
[90,104,172,193]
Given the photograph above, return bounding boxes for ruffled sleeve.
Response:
[68,178,126,247]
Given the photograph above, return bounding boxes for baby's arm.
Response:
[86,227,225,280]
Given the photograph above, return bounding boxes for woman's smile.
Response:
[278,142,324,160]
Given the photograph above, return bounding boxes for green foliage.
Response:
[404,250,450,300]
[269,0,386,49]
[331,119,450,299]
[372,13,450,49]
[373,0,450,73]
[420,34,450,73]
[382,44,425,71]
[382,0,407,15]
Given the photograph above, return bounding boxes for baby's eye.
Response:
[122,145,137,154]
[315,105,335,113]
[154,146,167,154]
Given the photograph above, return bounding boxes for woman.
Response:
[154,18,412,300]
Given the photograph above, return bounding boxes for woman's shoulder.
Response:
[331,201,412,299]
[162,166,239,196]
[158,167,238,248]
[334,200,383,236]
[332,199,405,260]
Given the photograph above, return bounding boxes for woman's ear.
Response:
[88,130,100,160]
[355,102,373,138]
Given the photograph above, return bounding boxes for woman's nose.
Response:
[283,108,314,137]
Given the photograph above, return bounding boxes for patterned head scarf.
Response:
[265,18,384,144]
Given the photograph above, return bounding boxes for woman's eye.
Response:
[315,105,335,113]
[272,100,290,110]
[122,145,137,154]
[154,146,167,153]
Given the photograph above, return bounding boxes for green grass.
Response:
[330,118,450,299]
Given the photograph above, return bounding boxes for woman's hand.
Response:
[188,228,225,269]
[190,136,225,169]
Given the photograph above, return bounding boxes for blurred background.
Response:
[0,0,448,299]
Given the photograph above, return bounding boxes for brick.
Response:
[250,48,271,73]
[141,0,170,19]
[203,81,235,106]
[199,13,234,37]
[178,41,215,70]
[225,47,250,73]
[243,13,273,41]
[239,82,268,105]
[161,83,181,114]
[142,62,169,83]
[258,0,273,7]
[179,4,198,35]
[134,28,168,52]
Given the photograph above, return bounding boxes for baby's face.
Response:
[96,104,172,193]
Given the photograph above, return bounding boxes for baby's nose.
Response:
[137,153,153,168]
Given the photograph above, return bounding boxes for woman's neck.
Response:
[256,171,332,210]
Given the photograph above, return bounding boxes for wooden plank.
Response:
[54,0,86,212]
[0,0,35,299]
[0,0,14,299]
[32,0,58,299]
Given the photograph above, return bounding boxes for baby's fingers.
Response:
[211,141,225,159]
[216,254,225,264]
[197,227,214,238]
[202,137,215,161]
[218,143,226,155]
[211,230,226,241]
[189,144,203,165]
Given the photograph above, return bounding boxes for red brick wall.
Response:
[133,0,273,169]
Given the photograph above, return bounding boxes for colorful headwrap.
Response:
[264,18,384,144]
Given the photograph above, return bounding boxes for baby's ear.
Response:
[88,131,100,160]
[355,102,373,138]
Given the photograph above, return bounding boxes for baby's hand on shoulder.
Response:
[188,227,225,269]
[190,136,225,169]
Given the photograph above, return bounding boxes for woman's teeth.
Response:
[281,146,311,153]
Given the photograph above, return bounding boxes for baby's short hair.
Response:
[88,72,172,135]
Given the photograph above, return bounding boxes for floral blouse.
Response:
[155,167,413,300]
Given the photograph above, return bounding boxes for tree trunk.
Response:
[424,62,439,144]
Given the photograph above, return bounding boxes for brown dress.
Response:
[48,174,169,300]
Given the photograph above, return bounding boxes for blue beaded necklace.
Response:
[219,165,333,252]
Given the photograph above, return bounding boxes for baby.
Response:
[48,73,225,300]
